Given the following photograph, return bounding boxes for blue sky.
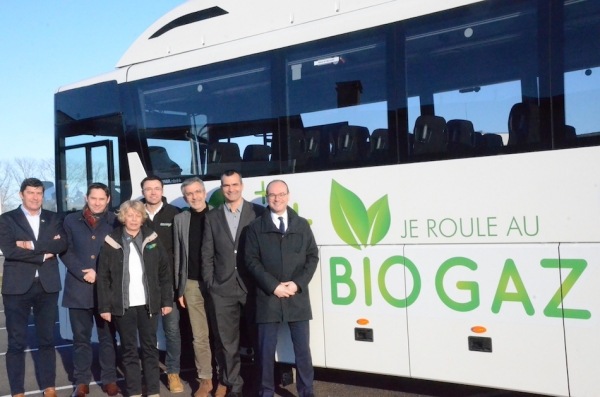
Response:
[0,1,184,161]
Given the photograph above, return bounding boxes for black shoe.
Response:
[225,392,243,397]
[240,347,254,365]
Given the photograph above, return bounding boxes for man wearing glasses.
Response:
[245,180,319,397]
[141,176,183,393]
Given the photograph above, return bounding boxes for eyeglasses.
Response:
[266,192,288,199]
[184,190,205,197]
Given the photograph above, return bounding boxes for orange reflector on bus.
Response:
[357,318,369,325]
[471,326,487,333]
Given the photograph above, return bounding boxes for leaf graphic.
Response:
[367,194,391,246]
[330,180,369,249]
[208,188,225,208]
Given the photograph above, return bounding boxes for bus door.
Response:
[55,80,127,340]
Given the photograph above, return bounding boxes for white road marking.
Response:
[0,321,59,331]
[0,343,72,356]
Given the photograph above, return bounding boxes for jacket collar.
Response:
[105,225,158,249]
[260,206,296,233]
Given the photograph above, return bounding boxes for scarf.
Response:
[83,207,103,228]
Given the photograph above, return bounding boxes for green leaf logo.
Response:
[330,180,391,250]
[208,188,225,208]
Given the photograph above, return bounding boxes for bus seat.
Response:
[288,128,308,167]
[481,133,504,148]
[207,142,241,177]
[242,144,273,177]
[148,146,183,177]
[302,129,323,171]
[447,119,474,152]
[369,128,388,163]
[304,130,321,158]
[208,142,241,164]
[413,115,447,155]
[565,125,576,140]
[508,102,540,145]
[472,131,483,149]
[331,125,369,163]
[243,144,271,162]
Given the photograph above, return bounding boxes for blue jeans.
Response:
[162,301,181,374]
[3,279,59,395]
[69,308,118,385]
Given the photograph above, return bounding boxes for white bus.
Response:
[54,0,600,395]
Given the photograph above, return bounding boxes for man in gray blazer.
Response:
[173,177,222,397]
[202,170,264,397]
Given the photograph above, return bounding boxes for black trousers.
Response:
[114,305,159,396]
[257,321,314,397]
[3,280,58,395]
[69,308,118,386]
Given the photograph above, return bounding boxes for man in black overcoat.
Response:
[245,179,319,397]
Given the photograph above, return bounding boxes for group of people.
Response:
[0,170,319,397]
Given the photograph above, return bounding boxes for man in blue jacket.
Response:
[61,183,121,397]
[0,178,68,397]
[245,180,319,397]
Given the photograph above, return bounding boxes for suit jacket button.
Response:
[91,255,96,259]
[91,236,96,240]
[234,250,237,254]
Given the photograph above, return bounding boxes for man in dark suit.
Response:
[202,170,264,397]
[0,178,68,397]
[245,180,319,397]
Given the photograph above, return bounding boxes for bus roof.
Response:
[116,0,483,69]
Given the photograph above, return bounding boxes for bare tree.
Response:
[0,160,17,212]
[2,158,57,212]
[6,157,55,183]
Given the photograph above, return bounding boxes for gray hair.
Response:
[180,177,205,194]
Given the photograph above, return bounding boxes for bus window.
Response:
[433,80,520,147]
[405,0,540,160]
[132,57,275,182]
[285,32,389,172]
[61,134,120,212]
[563,0,600,147]
[55,81,124,212]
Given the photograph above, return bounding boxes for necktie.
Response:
[278,216,285,234]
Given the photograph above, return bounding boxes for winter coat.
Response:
[61,210,119,309]
[142,196,180,260]
[97,225,173,316]
[245,207,319,323]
